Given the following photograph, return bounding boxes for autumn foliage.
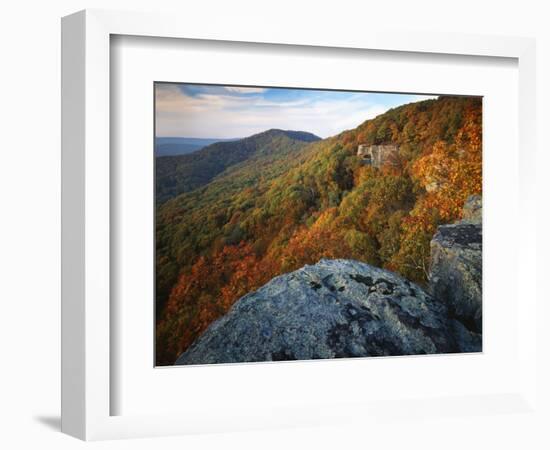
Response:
[155,96,482,365]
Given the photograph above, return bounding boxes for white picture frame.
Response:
[61,9,537,441]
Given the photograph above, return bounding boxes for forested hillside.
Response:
[155,96,482,365]
[155,129,320,203]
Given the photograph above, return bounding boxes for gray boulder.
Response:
[462,194,482,223]
[429,196,482,333]
[175,259,480,365]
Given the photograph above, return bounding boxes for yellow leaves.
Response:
[156,96,484,364]
[410,122,481,224]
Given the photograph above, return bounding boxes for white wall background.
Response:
[0,0,547,448]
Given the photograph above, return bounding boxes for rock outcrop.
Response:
[357,144,399,168]
[429,195,482,333]
[461,194,482,223]
[175,259,480,365]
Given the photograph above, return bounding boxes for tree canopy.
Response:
[155,95,482,365]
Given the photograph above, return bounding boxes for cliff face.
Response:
[429,195,482,333]
[175,259,480,365]
[357,144,399,168]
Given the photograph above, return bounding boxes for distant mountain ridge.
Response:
[155,137,240,157]
[155,129,321,203]
[155,96,483,365]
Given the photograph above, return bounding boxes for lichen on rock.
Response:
[429,195,482,333]
[175,259,480,365]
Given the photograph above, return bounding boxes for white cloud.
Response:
[223,87,267,94]
[155,84,437,139]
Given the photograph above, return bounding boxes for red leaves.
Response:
[156,242,280,363]
[155,96,484,365]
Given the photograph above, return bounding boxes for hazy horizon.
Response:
[155,83,438,140]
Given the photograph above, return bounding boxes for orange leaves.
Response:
[164,256,210,324]
[388,104,482,283]
[455,103,482,150]
[219,244,274,311]
[156,242,280,364]
[342,132,355,146]
[277,208,353,271]
[155,96,484,364]
[412,118,481,224]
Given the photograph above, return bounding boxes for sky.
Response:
[155,83,437,139]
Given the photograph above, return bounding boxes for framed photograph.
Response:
[62,9,537,440]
